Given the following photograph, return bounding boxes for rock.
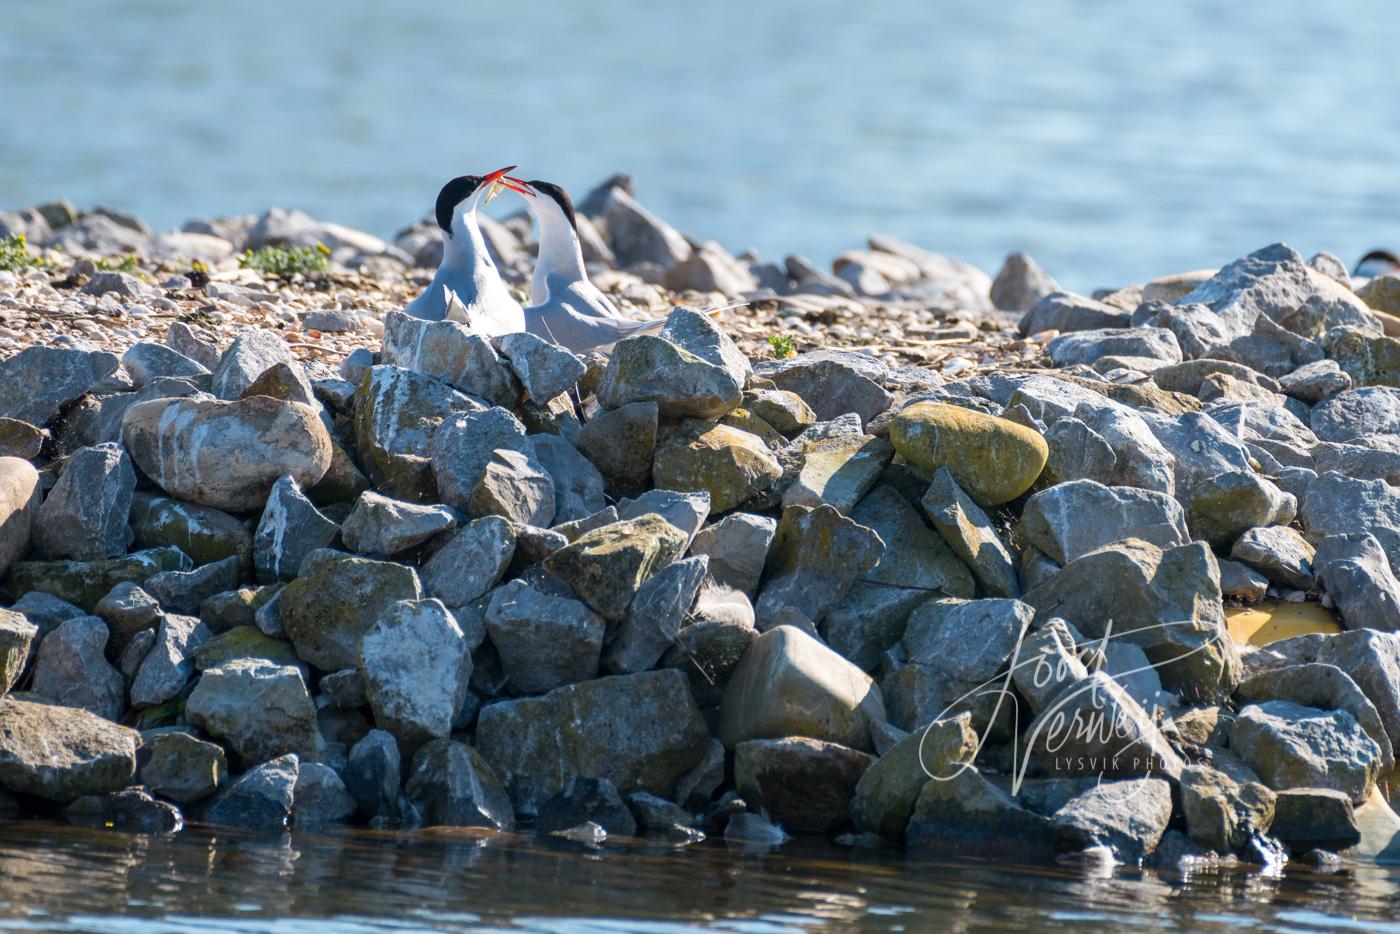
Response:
[734,737,874,832]
[1047,327,1182,367]
[120,343,209,388]
[423,405,528,508]
[891,402,1047,506]
[1019,291,1129,334]
[1024,539,1238,695]
[341,490,455,556]
[1184,471,1296,549]
[1270,788,1361,851]
[358,599,471,752]
[130,614,210,708]
[0,697,137,802]
[602,188,691,268]
[1324,327,1400,388]
[1236,663,1393,769]
[1010,617,1089,713]
[380,311,519,407]
[541,514,687,620]
[30,616,125,721]
[469,449,556,527]
[1280,359,1351,403]
[0,347,118,427]
[187,659,320,767]
[253,475,340,582]
[1016,480,1189,566]
[344,729,400,821]
[290,761,355,824]
[576,401,657,498]
[1050,778,1173,862]
[1314,533,1400,633]
[906,766,1058,859]
[496,331,586,403]
[991,253,1061,313]
[625,790,697,835]
[1219,559,1270,603]
[536,776,637,837]
[1232,701,1381,802]
[403,739,514,830]
[242,361,317,409]
[0,610,37,693]
[920,468,1018,598]
[903,597,1032,693]
[209,330,298,400]
[163,322,221,372]
[662,616,756,708]
[192,625,299,674]
[66,787,182,833]
[605,555,707,675]
[279,550,422,671]
[142,556,237,615]
[1024,670,1184,780]
[0,459,38,578]
[1312,387,1400,444]
[354,365,481,501]
[527,435,606,525]
[753,351,892,427]
[755,504,884,628]
[33,444,135,560]
[1230,526,1315,589]
[849,714,978,837]
[137,730,227,803]
[782,433,892,513]
[598,336,742,419]
[847,483,974,599]
[1301,473,1400,572]
[1179,764,1276,854]
[420,517,515,607]
[7,546,192,613]
[652,420,782,513]
[720,625,886,751]
[484,580,605,694]
[688,513,776,596]
[122,396,332,512]
[129,495,252,576]
[0,419,45,460]
[198,753,298,830]
[476,669,709,812]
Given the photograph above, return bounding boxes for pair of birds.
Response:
[405,165,661,353]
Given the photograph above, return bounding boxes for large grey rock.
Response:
[606,556,708,674]
[0,347,118,427]
[598,316,746,418]
[720,625,886,751]
[1301,472,1400,572]
[617,489,711,547]
[253,475,340,582]
[575,401,657,498]
[6,546,191,613]
[1231,701,1382,802]
[920,468,1017,598]
[123,396,333,512]
[428,406,532,511]
[496,331,586,403]
[1010,617,1089,713]
[1184,470,1296,549]
[1047,327,1182,367]
[651,420,780,513]
[381,311,519,407]
[293,761,356,823]
[1024,539,1239,695]
[664,242,758,297]
[1311,387,1400,443]
[1236,663,1393,770]
[130,613,210,708]
[353,365,481,501]
[130,494,252,573]
[536,775,637,836]
[1050,778,1173,862]
[209,329,298,400]
[530,434,606,524]
[541,514,687,620]
[121,342,209,387]
[906,765,1057,859]
[475,669,710,811]
[1270,788,1361,852]
[1179,764,1276,854]
[197,753,298,830]
[469,448,556,527]
[30,616,125,721]
[1018,290,1127,333]
[485,580,605,693]
[992,254,1061,313]
[144,555,239,614]
[1016,480,1189,566]
[278,550,422,671]
[755,504,884,628]
[782,433,892,513]
[403,739,514,830]
[1280,359,1351,403]
[359,599,471,752]
[343,729,401,820]
[754,351,893,427]
[33,443,135,560]
[420,516,515,607]
[1026,672,1184,780]
[186,659,321,767]
[1314,533,1400,633]
[341,490,456,556]
[138,730,227,804]
[0,458,40,577]
[734,737,874,832]
[1230,526,1315,589]
[851,483,974,599]
[602,188,692,269]
[687,512,776,596]
[848,714,978,837]
[0,697,138,802]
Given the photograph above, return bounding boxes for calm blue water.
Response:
[3,0,1399,290]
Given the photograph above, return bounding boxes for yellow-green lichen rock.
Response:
[890,402,1047,505]
[652,420,781,514]
[541,514,688,620]
[849,712,978,837]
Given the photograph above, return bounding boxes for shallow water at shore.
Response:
[1,820,1399,933]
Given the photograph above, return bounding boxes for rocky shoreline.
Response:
[2,176,1400,869]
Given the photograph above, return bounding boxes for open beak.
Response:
[503,175,536,197]
[482,165,535,202]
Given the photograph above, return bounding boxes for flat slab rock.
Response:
[0,697,138,802]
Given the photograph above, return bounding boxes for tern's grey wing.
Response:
[525,300,664,353]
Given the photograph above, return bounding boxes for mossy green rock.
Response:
[718,408,786,449]
[6,546,192,612]
[278,549,422,670]
[652,421,781,514]
[193,626,302,672]
[541,514,689,620]
[1357,274,1400,315]
[1324,326,1400,387]
[475,669,710,811]
[129,493,252,571]
[0,697,139,802]
[890,402,1048,506]
[354,365,480,502]
[849,713,978,837]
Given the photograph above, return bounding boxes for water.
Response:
[4,1,1400,291]
[0,821,1398,933]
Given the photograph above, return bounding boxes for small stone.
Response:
[753,351,892,427]
[145,555,240,614]
[1230,526,1316,589]
[1019,291,1127,333]
[687,512,776,596]
[209,329,298,400]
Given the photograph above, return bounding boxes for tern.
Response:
[1355,249,1400,279]
[512,179,666,353]
[403,166,533,335]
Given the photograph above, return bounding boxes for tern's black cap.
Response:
[435,176,484,236]
[528,180,577,231]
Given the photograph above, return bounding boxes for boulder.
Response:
[30,616,125,721]
[606,556,708,674]
[1050,778,1173,862]
[496,331,586,404]
[1026,672,1184,780]
[755,504,884,628]
[906,766,1057,859]
[920,469,1017,598]
[529,434,606,524]
[66,786,182,833]
[541,514,687,620]
[354,365,481,501]
[420,516,515,607]
[575,401,657,498]
[292,761,356,824]
[468,448,556,527]
[753,351,893,427]
[0,697,137,802]
[209,329,299,400]
[343,729,401,821]
[1046,327,1182,367]
[6,546,191,612]
[992,254,1061,313]
[484,580,604,694]
[131,494,252,572]
[1314,533,1400,633]
[33,443,135,560]
[137,730,227,804]
[1184,470,1295,549]
[403,739,514,830]
[197,753,298,830]
[360,599,471,752]
[598,325,745,419]
[380,311,519,406]
[253,475,340,582]
[1231,701,1381,802]
[278,550,422,671]
[341,490,456,556]
[0,457,41,575]
[782,434,892,513]
[687,512,776,596]
[1179,764,1276,854]
[1016,480,1189,566]
[536,776,637,837]
[890,402,1047,506]
[130,613,210,708]
[1235,663,1393,769]
[848,714,978,837]
[186,659,320,767]
[0,346,118,427]
[652,420,781,514]
[1270,788,1361,851]
[0,610,38,694]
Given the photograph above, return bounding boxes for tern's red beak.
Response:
[502,175,536,197]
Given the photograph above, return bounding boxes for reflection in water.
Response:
[0,821,1398,932]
